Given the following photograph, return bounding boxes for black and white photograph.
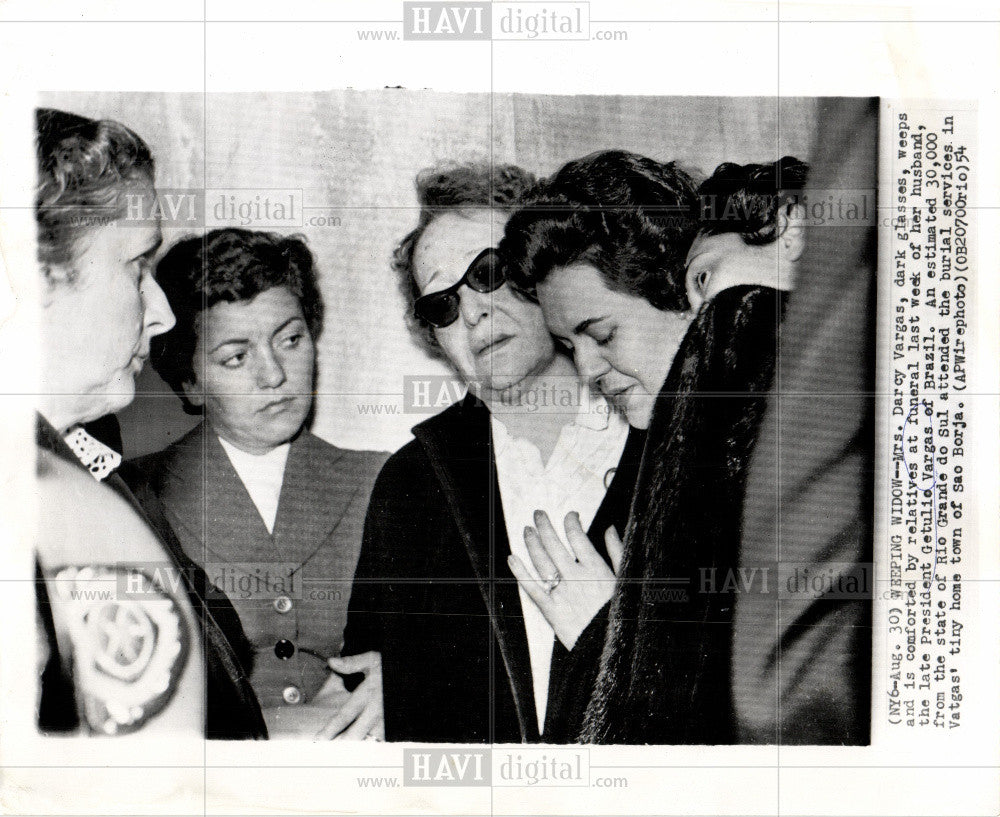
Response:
[0,3,996,816]
[26,91,875,746]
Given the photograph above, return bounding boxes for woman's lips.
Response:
[475,335,513,357]
[259,396,295,415]
[607,383,635,405]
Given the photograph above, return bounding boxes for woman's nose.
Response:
[141,273,176,336]
[573,340,610,384]
[256,349,287,389]
[458,286,493,326]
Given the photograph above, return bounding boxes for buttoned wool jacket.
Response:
[122,423,386,711]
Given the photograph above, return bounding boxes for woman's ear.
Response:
[776,202,806,263]
[181,377,205,408]
[40,263,77,307]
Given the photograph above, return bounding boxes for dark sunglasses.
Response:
[413,247,506,328]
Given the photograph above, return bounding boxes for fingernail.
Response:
[523,526,534,541]
[534,509,544,523]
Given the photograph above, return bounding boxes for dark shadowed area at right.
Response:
[735,97,877,744]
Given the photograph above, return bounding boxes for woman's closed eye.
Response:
[595,327,617,347]
[132,257,153,282]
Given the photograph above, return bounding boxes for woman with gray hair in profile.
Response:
[33,108,266,739]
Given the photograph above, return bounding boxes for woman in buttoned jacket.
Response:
[121,229,386,738]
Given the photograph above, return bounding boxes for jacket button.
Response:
[282,685,302,705]
[274,596,293,614]
[274,638,295,660]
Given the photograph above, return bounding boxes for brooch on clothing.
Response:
[64,426,122,481]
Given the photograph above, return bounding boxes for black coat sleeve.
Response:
[542,602,611,743]
[341,470,393,660]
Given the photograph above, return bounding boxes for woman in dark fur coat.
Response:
[500,152,806,743]
[578,283,787,744]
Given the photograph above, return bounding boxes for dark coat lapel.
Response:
[272,431,357,567]
[412,395,540,741]
[588,424,647,563]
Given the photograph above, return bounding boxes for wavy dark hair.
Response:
[580,285,787,744]
[392,162,538,357]
[151,228,323,413]
[697,156,809,245]
[500,150,701,311]
[35,107,155,276]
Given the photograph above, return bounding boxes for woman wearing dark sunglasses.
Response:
[342,162,644,743]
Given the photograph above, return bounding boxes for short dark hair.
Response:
[151,228,323,413]
[35,107,155,276]
[696,156,809,244]
[501,150,700,312]
[392,162,537,357]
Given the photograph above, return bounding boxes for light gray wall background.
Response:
[42,91,823,456]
